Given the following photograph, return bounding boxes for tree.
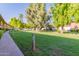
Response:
[51,3,73,32]
[17,19,24,29]
[72,4,79,23]
[9,17,17,28]
[18,14,23,23]
[9,17,24,29]
[26,3,50,31]
[0,14,6,26]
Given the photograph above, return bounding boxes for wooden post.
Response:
[32,33,36,51]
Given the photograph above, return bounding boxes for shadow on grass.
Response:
[64,31,79,34]
[10,30,79,56]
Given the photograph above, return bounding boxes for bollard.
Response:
[32,33,36,51]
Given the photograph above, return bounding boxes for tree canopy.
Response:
[0,14,6,26]
[51,3,79,28]
[9,17,24,29]
[26,3,50,30]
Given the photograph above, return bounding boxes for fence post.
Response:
[32,33,36,51]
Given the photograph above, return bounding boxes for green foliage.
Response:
[51,3,79,28]
[9,17,24,29]
[0,30,4,38]
[18,14,23,23]
[51,3,72,28]
[73,4,79,23]
[26,3,50,30]
[0,14,6,26]
[25,23,34,28]
[10,17,17,27]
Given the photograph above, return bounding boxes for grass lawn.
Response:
[10,30,79,56]
[0,30,5,39]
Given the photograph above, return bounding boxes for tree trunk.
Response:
[59,26,64,33]
[61,26,64,33]
[32,33,36,51]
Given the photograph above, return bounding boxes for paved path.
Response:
[0,31,24,56]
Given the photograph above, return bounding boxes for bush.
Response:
[0,30,5,38]
[70,29,79,33]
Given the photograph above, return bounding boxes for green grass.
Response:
[10,30,79,56]
[0,30,5,39]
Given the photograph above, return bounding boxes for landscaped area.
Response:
[10,30,79,56]
[0,30,5,39]
[1,3,79,56]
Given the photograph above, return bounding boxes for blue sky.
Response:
[0,3,52,23]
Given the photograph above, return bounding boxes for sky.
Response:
[0,3,52,23]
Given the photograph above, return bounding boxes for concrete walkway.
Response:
[0,31,24,56]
